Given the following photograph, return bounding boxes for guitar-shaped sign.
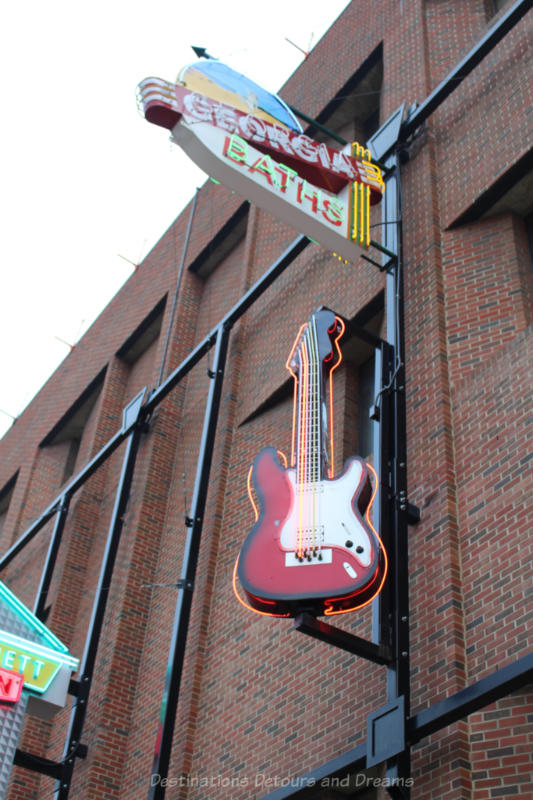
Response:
[234,309,387,617]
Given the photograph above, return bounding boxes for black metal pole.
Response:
[382,150,411,797]
[33,494,70,620]
[401,0,533,142]
[258,652,533,800]
[1,237,310,577]
[55,415,144,798]
[287,104,348,146]
[148,322,230,799]
[145,236,308,417]
[0,427,127,572]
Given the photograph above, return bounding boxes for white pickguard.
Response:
[278,460,373,566]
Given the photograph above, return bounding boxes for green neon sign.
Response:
[0,630,79,694]
[0,580,79,694]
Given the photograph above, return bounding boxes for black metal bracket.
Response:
[406,503,420,526]
[367,696,406,768]
[294,613,392,666]
[361,253,394,273]
[370,239,397,261]
[258,652,533,800]
[13,750,63,781]
[74,744,88,760]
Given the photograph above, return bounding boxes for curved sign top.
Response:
[137,61,384,263]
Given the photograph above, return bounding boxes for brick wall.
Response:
[1,1,532,798]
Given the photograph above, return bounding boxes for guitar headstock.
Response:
[287,309,344,375]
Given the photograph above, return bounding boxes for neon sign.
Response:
[0,666,24,704]
[137,62,384,263]
[234,310,387,617]
[0,580,79,694]
[0,631,78,694]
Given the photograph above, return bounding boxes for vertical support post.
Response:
[55,398,145,798]
[383,152,411,795]
[148,322,230,800]
[33,495,70,621]
[372,338,395,647]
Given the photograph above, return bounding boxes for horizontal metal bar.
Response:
[260,653,533,799]
[370,239,397,260]
[408,651,533,744]
[13,749,63,780]
[222,235,309,329]
[294,613,391,665]
[288,104,348,146]
[401,0,533,141]
[145,236,310,416]
[144,333,215,414]
[1,238,310,571]
[361,253,389,272]
[0,427,127,571]
[0,505,58,569]
[260,743,366,800]
[346,321,388,351]
[288,106,391,174]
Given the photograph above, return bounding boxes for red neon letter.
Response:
[274,163,297,192]
[248,154,275,186]
[223,134,248,165]
[322,198,344,226]
[297,180,321,214]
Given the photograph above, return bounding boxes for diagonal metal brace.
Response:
[294,613,391,665]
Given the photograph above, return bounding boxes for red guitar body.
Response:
[237,447,386,616]
[234,309,387,617]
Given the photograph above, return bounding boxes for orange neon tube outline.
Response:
[327,316,345,478]
[285,322,307,467]
[286,323,307,467]
[297,338,310,557]
[232,555,290,618]
[366,185,371,247]
[247,465,259,522]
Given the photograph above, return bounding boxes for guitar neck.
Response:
[295,318,327,485]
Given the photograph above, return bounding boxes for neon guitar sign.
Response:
[234,309,387,617]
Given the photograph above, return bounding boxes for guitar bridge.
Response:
[285,549,332,566]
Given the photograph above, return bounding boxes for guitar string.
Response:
[308,323,317,556]
[297,333,309,559]
[303,329,314,558]
[305,324,312,557]
[303,334,310,558]
[303,333,311,557]
[309,318,319,557]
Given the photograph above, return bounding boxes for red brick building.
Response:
[0,1,532,798]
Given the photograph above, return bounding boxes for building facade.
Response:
[0,1,532,798]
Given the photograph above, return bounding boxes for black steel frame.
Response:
[0,1,531,795]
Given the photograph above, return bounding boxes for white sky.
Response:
[0,0,349,439]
